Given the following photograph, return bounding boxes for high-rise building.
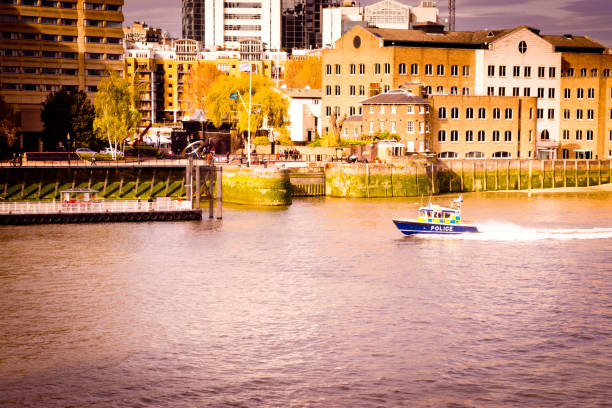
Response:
[0,0,125,149]
[182,0,204,43]
[281,0,339,51]
[181,0,281,51]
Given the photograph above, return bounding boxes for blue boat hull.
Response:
[393,219,479,235]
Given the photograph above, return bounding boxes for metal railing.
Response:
[0,199,193,215]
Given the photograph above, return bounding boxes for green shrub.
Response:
[252,136,271,145]
[125,145,160,156]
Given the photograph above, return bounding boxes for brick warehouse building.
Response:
[0,0,125,150]
[322,25,612,160]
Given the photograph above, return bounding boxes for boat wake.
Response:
[416,222,612,241]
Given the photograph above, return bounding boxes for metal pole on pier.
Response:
[216,166,223,219]
[208,166,214,219]
[195,162,201,210]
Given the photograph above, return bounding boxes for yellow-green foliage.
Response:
[252,136,271,145]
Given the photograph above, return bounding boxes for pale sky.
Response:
[122,0,612,47]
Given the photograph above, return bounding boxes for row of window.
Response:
[365,105,428,115]
[367,120,429,135]
[562,109,597,120]
[325,84,470,96]
[438,151,512,159]
[1,83,97,92]
[561,129,595,141]
[487,65,556,78]
[224,13,261,19]
[1,0,121,11]
[438,107,514,120]
[1,49,122,60]
[224,25,261,31]
[2,66,78,74]
[438,130,514,143]
[0,15,121,27]
[326,63,471,77]
[1,32,122,44]
[562,68,610,78]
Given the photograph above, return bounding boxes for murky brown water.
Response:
[1,192,611,407]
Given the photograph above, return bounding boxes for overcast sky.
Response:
[122,0,612,47]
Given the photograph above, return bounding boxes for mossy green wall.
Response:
[325,159,612,198]
[222,167,292,206]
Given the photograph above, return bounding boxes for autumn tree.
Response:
[93,72,141,159]
[40,89,95,151]
[183,62,224,115]
[0,95,18,152]
[205,74,287,137]
[283,57,322,89]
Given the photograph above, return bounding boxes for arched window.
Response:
[466,151,484,158]
[492,151,512,158]
[451,107,459,119]
[492,130,500,142]
[580,68,587,77]
[493,108,501,119]
[438,107,447,119]
[505,108,513,119]
[438,151,458,159]
[450,86,458,95]
[541,129,550,140]
[465,130,473,142]
[466,107,474,119]
[478,107,486,119]
[504,130,512,142]
[450,130,458,141]
[438,130,446,142]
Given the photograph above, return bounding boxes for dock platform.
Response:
[0,199,202,225]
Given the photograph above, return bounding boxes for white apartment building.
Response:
[202,0,281,51]
[282,87,322,143]
[322,3,365,49]
[475,27,562,157]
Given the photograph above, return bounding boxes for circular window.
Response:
[353,35,361,48]
[518,41,527,53]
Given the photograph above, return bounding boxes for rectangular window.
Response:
[524,88,530,97]
[349,85,355,96]
[524,66,531,77]
[398,63,406,75]
[407,121,414,133]
[358,85,364,96]
[407,105,413,114]
[325,85,331,95]
[411,63,418,75]
[587,109,594,120]
[513,87,520,97]
[487,87,494,96]
[493,130,500,142]
[548,109,555,119]
[62,51,77,59]
[425,64,432,76]
[374,63,380,74]
[498,87,505,96]
[478,131,485,142]
[436,64,444,76]
[350,64,356,75]
[513,66,520,77]
[106,21,122,28]
[548,88,555,98]
[488,65,495,76]
[549,67,556,78]
[391,121,396,133]
[537,88,545,98]
[587,130,593,140]
[564,88,571,98]
[499,65,506,77]
[391,106,396,114]
[463,65,470,76]
[563,109,570,119]
[576,109,583,120]
[334,85,340,95]
[335,64,341,75]
[588,88,595,99]
[538,66,545,77]
[451,65,458,76]
[505,131,512,142]
[359,64,365,75]
[537,108,544,119]
[325,64,331,75]
[369,122,374,133]
[384,63,391,74]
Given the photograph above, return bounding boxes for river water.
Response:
[1,192,611,407]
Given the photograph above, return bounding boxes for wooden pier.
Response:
[0,158,223,225]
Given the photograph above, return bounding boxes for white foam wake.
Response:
[417,222,612,241]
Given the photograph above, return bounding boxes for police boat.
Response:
[392,195,479,235]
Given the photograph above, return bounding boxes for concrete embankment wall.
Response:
[222,166,292,205]
[326,159,612,198]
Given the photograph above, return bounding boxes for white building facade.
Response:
[475,27,562,158]
[203,0,281,51]
[283,88,322,143]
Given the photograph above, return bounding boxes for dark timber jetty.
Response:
[0,158,222,225]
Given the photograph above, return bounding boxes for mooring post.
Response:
[528,159,532,197]
[195,162,201,210]
[186,156,193,206]
[216,166,223,219]
[208,165,214,219]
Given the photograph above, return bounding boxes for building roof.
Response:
[345,115,363,122]
[361,89,429,105]
[363,25,608,52]
[283,88,321,99]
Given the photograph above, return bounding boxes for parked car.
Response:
[76,148,96,155]
[100,147,123,156]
